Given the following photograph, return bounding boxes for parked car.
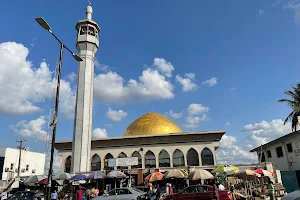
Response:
[93,187,146,200]
[132,186,149,192]
[161,185,232,200]
[8,191,35,200]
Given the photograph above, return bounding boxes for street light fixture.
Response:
[35,17,82,200]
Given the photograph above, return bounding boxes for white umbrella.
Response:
[282,190,300,200]
[107,171,126,178]
[188,169,214,180]
[166,169,188,179]
[24,175,45,186]
[53,172,71,180]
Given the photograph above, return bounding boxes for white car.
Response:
[93,187,146,200]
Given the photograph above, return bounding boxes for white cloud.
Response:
[175,73,198,92]
[259,9,265,15]
[106,107,128,121]
[168,110,183,119]
[183,114,208,128]
[153,57,174,78]
[202,77,217,87]
[11,116,49,142]
[282,1,300,24]
[67,72,77,82]
[217,135,257,164]
[226,122,231,126]
[0,42,75,119]
[45,153,62,172]
[187,104,209,116]
[94,68,174,105]
[92,128,108,138]
[95,59,109,72]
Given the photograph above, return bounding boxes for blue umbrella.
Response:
[87,171,106,180]
[70,174,86,181]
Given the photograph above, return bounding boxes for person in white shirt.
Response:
[218,184,225,190]
[0,189,7,200]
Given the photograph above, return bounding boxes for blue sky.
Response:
[1,0,300,164]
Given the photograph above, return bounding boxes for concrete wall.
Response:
[1,148,45,181]
[58,141,219,172]
[256,134,300,171]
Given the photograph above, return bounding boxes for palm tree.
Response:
[278,83,300,132]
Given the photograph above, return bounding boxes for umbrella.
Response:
[53,172,71,180]
[166,169,188,179]
[38,178,62,186]
[188,169,214,180]
[282,190,300,200]
[70,174,86,181]
[227,169,261,177]
[24,175,45,186]
[107,171,126,178]
[87,171,106,180]
[214,164,239,174]
[144,172,164,182]
[254,169,274,177]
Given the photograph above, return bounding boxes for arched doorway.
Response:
[65,156,71,173]
[91,154,101,171]
[187,148,199,166]
[145,151,156,168]
[159,150,170,167]
[104,153,114,170]
[118,152,128,170]
[131,151,142,168]
[201,148,214,165]
[173,149,185,167]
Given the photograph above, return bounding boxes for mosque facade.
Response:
[55,112,225,184]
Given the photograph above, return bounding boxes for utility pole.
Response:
[17,139,26,177]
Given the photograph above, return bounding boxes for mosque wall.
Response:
[58,141,220,173]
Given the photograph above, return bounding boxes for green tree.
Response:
[278,83,300,132]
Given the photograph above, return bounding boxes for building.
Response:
[0,147,45,187]
[250,131,300,192]
[55,112,225,185]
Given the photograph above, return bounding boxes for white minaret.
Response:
[71,3,100,173]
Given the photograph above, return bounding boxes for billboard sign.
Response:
[108,157,138,167]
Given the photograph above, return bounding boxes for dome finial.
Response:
[86,1,93,20]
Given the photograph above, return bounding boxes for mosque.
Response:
[55,112,225,185]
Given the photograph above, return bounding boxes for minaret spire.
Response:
[86,4,92,20]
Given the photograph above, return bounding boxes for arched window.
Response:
[159,150,170,167]
[104,153,114,170]
[132,151,142,168]
[187,148,199,166]
[65,156,71,173]
[201,148,214,166]
[118,152,127,170]
[173,149,185,167]
[91,154,101,171]
[145,151,156,168]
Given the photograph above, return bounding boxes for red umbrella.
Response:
[254,169,274,177]
[144,172,164,182]
[38,178,49,185]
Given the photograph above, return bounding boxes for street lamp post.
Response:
[35,17,82,200]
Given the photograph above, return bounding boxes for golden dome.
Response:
[124,112,182,137]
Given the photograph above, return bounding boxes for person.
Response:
[34,190,41,200]
[94,188,99,197]
[146,183,154,200]
[155,185,162,200]
[76,186,84,200]
[51,190,58,200]
[0,189,7,200]
[84,187,90,200]
[268,179,275,200]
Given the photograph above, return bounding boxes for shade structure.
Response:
[214,164,239,174]
[254,169,274,177]
[188,169,214,180]
[144,172,164,182]
[38,178,61,186]
[106,171,126,179]
[53,172,71,180]
[227,169,261,177]
[24,175,45,186]
[87,171,106,180]
[70,174,86,181]
[166,169,188,179]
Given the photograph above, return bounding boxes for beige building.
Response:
[55,112,225,184]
